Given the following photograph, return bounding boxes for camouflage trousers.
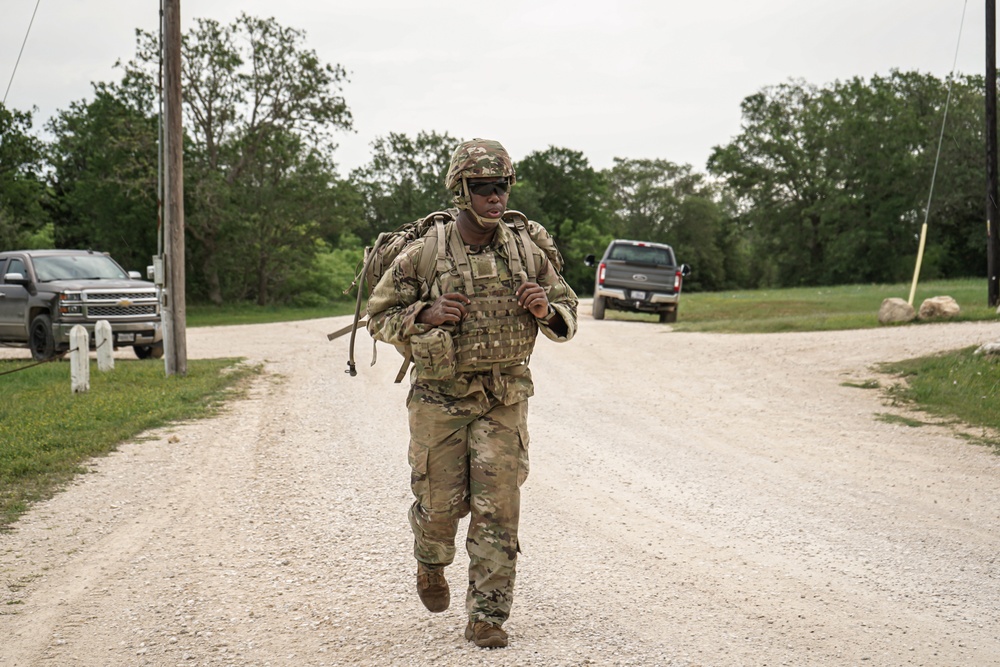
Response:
[406,385,529,626]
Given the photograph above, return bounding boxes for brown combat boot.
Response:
[464,620,508,648]
[415,563,449,612]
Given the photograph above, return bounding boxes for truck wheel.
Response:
[659,309,677,324]
[592,295,606,320]
[134,343,164,360]
[29,314,57,361]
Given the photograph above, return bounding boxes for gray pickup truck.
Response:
[0,249,162,360]
[585,239,691,323]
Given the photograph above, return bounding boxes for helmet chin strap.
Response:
[457,178,504,230]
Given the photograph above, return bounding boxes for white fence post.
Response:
[95,320,114,372]
[70,325,90,393]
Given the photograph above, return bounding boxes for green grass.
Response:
[668,278,997,333]
[877,347,1000,448]
[196,280,996,333]
[187,301,356,327]
[0,358,260,530]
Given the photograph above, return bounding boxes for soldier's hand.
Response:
[516,282,550,318]
[418,292,471,326]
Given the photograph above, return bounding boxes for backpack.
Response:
[328,208,564,381]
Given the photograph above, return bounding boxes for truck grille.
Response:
[81,289,159,319]
[88,305,158,317]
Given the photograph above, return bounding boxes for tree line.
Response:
[0,14,990,305]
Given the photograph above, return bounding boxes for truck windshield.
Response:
[609,245,674,266]
[33,255,128,282]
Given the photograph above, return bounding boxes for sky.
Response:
[0,1,989,177]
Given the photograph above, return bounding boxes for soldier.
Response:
[366,138,578,648]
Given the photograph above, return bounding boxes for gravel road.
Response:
[2,305,999,667]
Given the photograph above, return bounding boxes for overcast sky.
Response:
[0,1,988,176]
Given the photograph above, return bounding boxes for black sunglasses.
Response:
[468,179,511,197]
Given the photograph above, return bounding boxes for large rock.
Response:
[918,295,961,320]
[878,297,915,324]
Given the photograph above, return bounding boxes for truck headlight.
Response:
[59,292,83,314]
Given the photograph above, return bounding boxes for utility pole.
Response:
[988,0,1000,307]
[162,0,187,375]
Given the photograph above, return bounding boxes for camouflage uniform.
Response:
[367,206,577,626]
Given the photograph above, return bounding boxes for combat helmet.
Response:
[446,138,515,228]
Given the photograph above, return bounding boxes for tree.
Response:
[605,158,730,290]
[126,13,354,304]
[513,147,614,294]
[916,74,986,279]
[707,80,833,286]
[815,71,963,284]
[350,130,458,242]
[233,132,347,305]
[46,74,158,271]
[0,104,51,249]
[708,71,985,287]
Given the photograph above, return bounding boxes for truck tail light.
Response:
[598,262,606,285]
[674,270,683,293]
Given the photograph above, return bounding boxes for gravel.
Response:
[2,307,999,666]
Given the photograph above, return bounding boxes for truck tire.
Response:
[592,295,606,320]
[658,309,677,324]
[134,343,164,360]
[29,314,57,361]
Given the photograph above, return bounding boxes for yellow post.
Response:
[907,222,928,306]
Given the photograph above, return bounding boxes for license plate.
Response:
[631,291,646,300]
[117,333,135,343]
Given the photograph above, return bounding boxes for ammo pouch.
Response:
[409,328,457,380]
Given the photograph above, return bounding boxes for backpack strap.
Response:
[514,223,537,282]
[446,222,476,295]
[503,213,538,282]
[503,227,527,284]
[394,349,411,383]
[415,214,448,286]
[331,230,391,375]
[393,214,450,383]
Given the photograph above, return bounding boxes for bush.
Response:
[284,236,364,307]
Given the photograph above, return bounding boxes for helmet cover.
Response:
[445,138,516,191]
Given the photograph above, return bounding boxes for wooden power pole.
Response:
[162,0,187,375]
[989,0,1000,307]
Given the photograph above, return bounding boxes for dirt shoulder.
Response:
[2,310,999,666]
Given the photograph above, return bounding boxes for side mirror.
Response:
[3,272,29,285]
[680,263,692,277]
[128,270,142,280]
[584,254,596,267]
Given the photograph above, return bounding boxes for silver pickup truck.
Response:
[585,239,691,323]
[0,249,162,360]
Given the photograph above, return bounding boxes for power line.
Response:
[3,0,42,106]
